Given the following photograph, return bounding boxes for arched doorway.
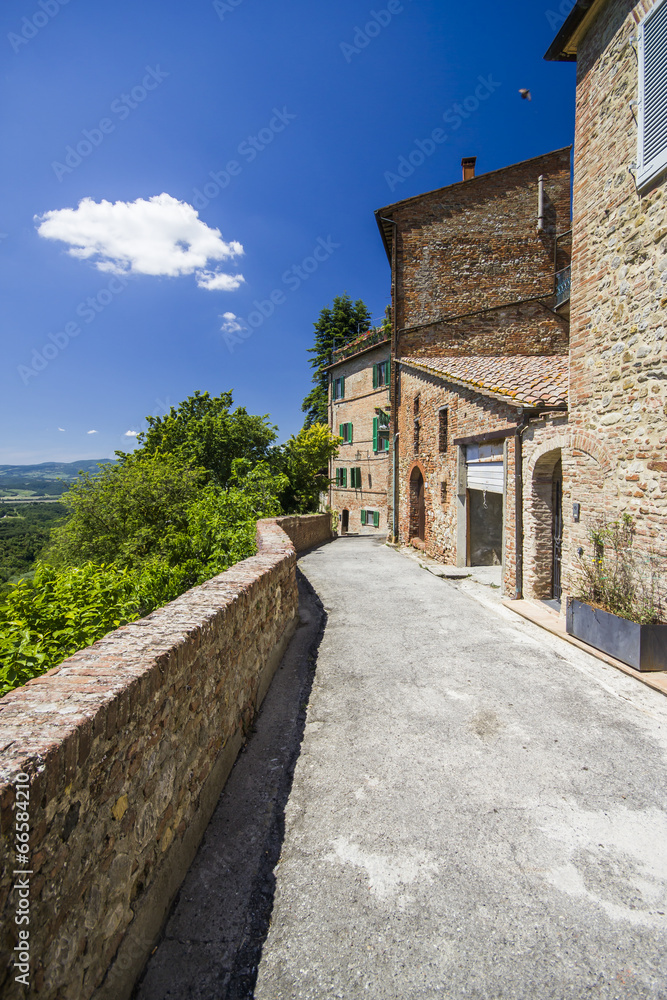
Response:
[552,459,563,599]
[409,467,425,541]
[527,449,563,601]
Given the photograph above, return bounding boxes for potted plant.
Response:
[566,513,667,672]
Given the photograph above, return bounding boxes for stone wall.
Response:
[328,343,391,535]
[0,515,332,1000]
[564,0,667,604]
[395,363,520,596]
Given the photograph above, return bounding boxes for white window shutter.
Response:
[638,0,667,191]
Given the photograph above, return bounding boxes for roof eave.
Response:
[398,358,568,410]
[544,0,609,61]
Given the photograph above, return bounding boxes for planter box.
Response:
[566,598,667,672]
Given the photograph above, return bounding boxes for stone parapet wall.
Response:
[0,515,329,1000]
[273,513,334,553]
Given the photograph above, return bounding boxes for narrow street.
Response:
[138,535,667,1000]
[255,537,667,999]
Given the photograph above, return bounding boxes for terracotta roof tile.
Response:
[400,355,568,408]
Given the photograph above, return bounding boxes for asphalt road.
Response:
[254,536,667,1000]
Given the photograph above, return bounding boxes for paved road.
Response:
[254,536,667,1000]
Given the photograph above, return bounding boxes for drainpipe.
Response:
[537,175,545,232]
[514,410,530,600]
[392,432,399,541]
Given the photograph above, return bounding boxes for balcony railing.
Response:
[555,265,571,307]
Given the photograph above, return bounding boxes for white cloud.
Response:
[124,430,139,437]
[197,271,245,291]
[35,193,244,290]
[87,429,98,435]
[220,312,246,334]
[58,427,65,432]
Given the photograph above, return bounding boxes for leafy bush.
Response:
[575,513,664,624]
[0,391,340,696]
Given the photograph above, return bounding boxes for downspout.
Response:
[537,174,545,232]
[380,214,399,542]
[392,432,399,540]
[514,409,530,599]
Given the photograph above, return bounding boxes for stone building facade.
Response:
[327,331,391,535]
[376,151,573,598]
[546,0,667,605]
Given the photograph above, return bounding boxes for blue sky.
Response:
[0,0,576,464]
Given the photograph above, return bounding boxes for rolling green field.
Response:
[0,502,67,586]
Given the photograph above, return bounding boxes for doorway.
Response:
[409,468,425,541]
[341,509,349,534]
[552,459,563,599]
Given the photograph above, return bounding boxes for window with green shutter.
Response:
[373,417,378,452]
[361,509,367,525]
[332,376,345,400]
[351,467,362,488]
[335,467,347,488]
[339,422,353,445]
[373,510,380,528]
[373,360,390,389]
[376,410,390,452]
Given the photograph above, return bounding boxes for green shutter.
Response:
[339,424,343,441]
[348,423,353,445]
[373,417,378,452]
[374,511,380,528]
[373,364,378,389]
[361,509,366,526]
[384,361,390,385]
[342,468,347,487]
[341,377,345,399]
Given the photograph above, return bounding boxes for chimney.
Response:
[461,156,477,181]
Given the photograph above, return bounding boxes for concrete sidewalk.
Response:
[255,535,667,999]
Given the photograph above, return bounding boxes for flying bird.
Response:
[519,88,532,101]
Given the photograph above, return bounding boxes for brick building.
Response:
[375,150,573,598]
[327,329,391,534]
[546,0,667,605]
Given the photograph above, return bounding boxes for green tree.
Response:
[301,294,372,428]
[127,390,278,486]
[278,424,340,513]
[47,453,206,568]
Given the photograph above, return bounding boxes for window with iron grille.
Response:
[414,418,420,453]
[439,407,448,453]
[638,0,667,191]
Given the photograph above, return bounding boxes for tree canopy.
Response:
[301,293,372,428]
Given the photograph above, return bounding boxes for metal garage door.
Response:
[466,443,504,494]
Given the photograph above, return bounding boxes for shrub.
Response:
[574,513,664,625]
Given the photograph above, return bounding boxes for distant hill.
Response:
[0,460,115,497]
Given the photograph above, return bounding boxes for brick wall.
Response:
[379,147,572,357]
[329,342,391,534]
[395,364,520,595]
[0,515,332,1000]
[564,0,667,604]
